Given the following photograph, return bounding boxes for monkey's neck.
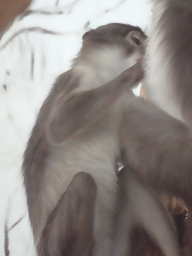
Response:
[72,64,109,91]
[72,47,128,91]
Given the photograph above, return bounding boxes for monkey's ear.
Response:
[126,31,145,46]
[82,29,95,41]
[82,31,90,40]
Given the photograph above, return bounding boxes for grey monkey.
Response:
[23,23,179,256]
[118,0,192,226]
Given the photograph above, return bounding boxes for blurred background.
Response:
[0,0,152,255]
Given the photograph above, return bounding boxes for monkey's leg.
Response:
[47,60,144,143]
[110,167,180,256]
[38,172,97,256]
[182,217,192,256]
[119,95,192,209]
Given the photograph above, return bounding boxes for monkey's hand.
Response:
[47,60,144,143]
[120,57,144,88]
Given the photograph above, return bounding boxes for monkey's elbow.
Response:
[70,172,97,200]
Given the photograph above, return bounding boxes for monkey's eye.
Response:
[126,31,144,47]
[132,37,141,45]
[131,33,142,45]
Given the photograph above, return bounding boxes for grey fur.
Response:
[23,23,179,256]
[142,0,192,204]
[38,172,97,256]
[120,96,192,206]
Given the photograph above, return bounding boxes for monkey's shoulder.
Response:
[22,70,77,174]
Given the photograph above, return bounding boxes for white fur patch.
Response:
[74,45,138,92]
[145,2,184,122]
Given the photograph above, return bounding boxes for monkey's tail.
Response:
[111,167,180,256]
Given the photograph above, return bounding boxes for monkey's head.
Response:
[75,23,147,80]
[82,23,146,48]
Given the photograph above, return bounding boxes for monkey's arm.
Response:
[47,60,144,143]
[120,95,192,208]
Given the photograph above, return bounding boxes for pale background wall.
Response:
[0,0,152,255]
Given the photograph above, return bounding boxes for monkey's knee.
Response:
[38,172,97,256]
[69,172,97,199]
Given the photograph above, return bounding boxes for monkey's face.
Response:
[81,23,147,79]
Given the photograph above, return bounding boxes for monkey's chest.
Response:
[44,112,120,210]
[49,132,118,181]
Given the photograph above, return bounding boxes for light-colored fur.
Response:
[145,1,184,122]
[73,45,139,92]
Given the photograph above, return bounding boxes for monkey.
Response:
[22,23,180,256]
[145,0,192,126]
[114,90,192,255]
[115,0,192,218]
[144,0,192,208]
[144,0,192,249]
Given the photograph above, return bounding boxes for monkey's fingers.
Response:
[120,57,144,87]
